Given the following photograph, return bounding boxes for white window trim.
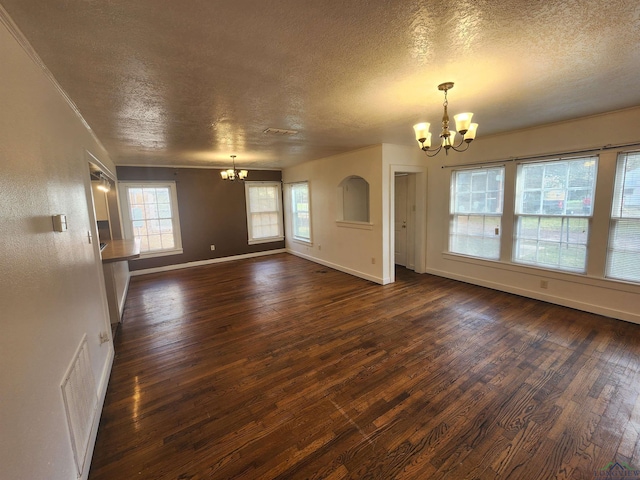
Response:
[449,166,505,260]
[512,157,598,273]
[118,181,183,259]
[245,181,285,245]
[290,181,312,244]
[606,151,640,283]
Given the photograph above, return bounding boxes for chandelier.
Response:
[413,82,478,157]
[220,155,248,181]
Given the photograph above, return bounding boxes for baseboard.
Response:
[82,343,114,480]
[287,249,384,285]
[117,273,131,317]
[131,249,287,276]
[425,267,640,325]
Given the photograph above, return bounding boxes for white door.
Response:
[394,175,408,266]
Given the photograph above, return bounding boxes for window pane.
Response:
[157,203,172,218]
[516,157,596,217]
[514,216,588,272]
[607,152,640,283]
[449,167,504,260]
[514,157,596,273]
[455,193,471,213]
[449,214,500,260]
[246,182,283,242]
[123,184,181,254]
[291,182,311,241]
[523,165,543,189]
[471,193,487,213]
[471,171,487,191]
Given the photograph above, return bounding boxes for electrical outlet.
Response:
[318,245,321,251]
[540,280,548,289]
[371,257,376,264]
[210,245,215,251]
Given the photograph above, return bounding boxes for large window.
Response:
[513,157,597,272]
[245,181,284,244]
[290,182,311,242]
[449,166,504,259]
[606,152,640,283]
[119,181,183,257]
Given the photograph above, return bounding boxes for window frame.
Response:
[606,151,640,283]
[513,156,598,273]
[244,181,285,245]
[449,166,505,260]
[118,180,183,259]
[290,181,312,244]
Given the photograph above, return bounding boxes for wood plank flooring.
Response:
[88,253,640,479]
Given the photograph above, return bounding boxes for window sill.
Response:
[292,237,312,246]
[248,236,285,245]
[336,220,373,230]
[134,248,184,260]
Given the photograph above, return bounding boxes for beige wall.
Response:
[284,110,640,323]
[423,108,640,323]
[0,12,115,480]
[283,145,385,283]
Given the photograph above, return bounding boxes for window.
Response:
[449,166,504,260]
[513,157,597,272]
[290,182,311,242]
[606,152,640,283]
[245,181,284,244]
[119,181,183,257]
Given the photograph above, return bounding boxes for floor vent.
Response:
[61,334,98,476]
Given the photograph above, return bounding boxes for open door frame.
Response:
[385,163,427,284]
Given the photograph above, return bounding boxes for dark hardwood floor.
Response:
[89,253,640,479]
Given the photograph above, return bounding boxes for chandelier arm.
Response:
[450,139,471,153]
[422,144,443,157]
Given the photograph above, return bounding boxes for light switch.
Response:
[52,214,68,232]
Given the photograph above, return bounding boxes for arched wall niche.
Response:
[337,175,370,223]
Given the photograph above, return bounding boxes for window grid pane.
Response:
[246,183,283,242]
[450,167,504,259]
[291,183,310,241]
[606,152,640,283]
[514,157,596,273]
[514,216,590,272]
[127,186,177,253]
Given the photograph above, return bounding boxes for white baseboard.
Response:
[425,267,639,325]
[287,249,384,285]
[131,249,287,276]
[118,273,130,317]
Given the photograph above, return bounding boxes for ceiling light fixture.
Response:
[413,82,478,157]
[220,155,248,181]
[96,173,111,192]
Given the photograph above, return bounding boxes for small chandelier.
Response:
[413,82,478,157]
[220,155,248,181]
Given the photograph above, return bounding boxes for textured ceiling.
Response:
[2,0,640,169]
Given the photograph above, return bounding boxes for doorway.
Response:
[385,164,426,285]
[394,173,416,269]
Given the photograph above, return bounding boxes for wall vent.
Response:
[263,127,298,135]
[61,334,98,477]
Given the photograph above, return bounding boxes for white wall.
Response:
[424,107,640,323]
[0,10,115,480]
[285,110,640,323]
[283,146,385,283]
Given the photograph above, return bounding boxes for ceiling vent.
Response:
[263,128,298,135]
